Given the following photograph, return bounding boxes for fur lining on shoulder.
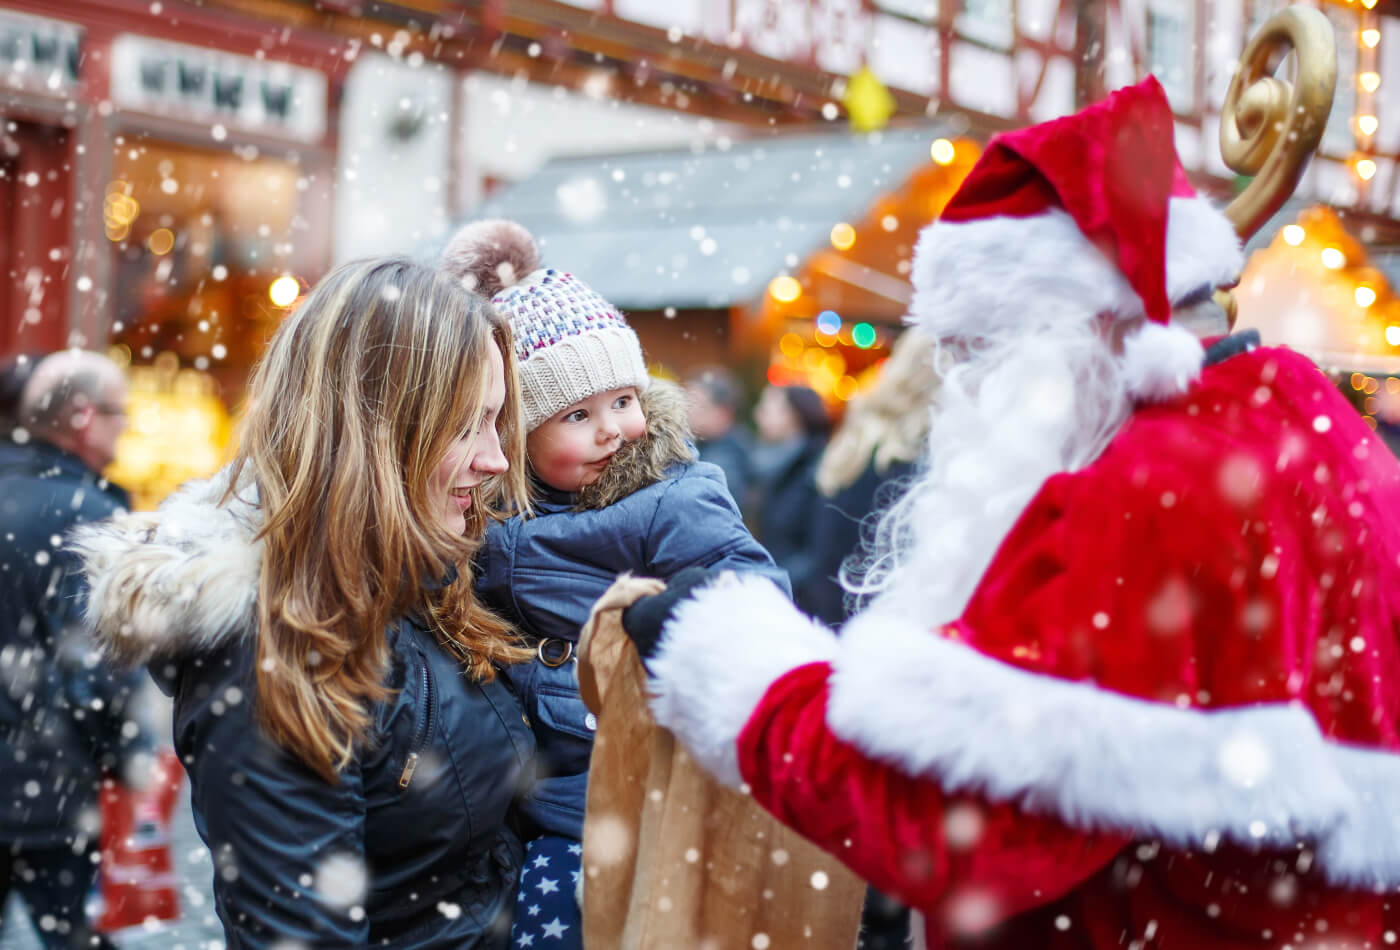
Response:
[69,468,263,667]
[574,379,696,511]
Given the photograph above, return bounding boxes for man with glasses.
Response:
[0,350,151,949]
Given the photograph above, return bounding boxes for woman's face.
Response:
[754,385,800,444]
[433,343,509,536]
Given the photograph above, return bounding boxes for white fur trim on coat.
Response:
[824,611,1400,888]
[1120,321,1205,403]
[69,469,262,665]
[647,572,838,787]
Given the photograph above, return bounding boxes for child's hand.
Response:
[620,566,719,664]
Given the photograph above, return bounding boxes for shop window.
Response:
[105,137,309,506]
[874,0,937,22]
[956,0,1012,49]
[1147,4,1194,112]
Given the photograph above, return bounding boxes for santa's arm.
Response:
[646,568,1365,919]
[645,573,1126,923]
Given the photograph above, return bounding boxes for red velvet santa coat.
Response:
[646,343,1400,949]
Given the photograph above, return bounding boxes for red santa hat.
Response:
[909,77,1243,396]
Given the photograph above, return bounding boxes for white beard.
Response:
[848,318,1133,628]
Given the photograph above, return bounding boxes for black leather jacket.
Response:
[165,617,535,948]
[74,472,537,948]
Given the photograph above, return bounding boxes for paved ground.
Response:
[1,789,224,949]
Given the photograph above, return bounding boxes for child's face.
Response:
[527,386,646,492]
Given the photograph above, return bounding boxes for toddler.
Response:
[440,220,789,950]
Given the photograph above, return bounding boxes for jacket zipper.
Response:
[398,653,436,788]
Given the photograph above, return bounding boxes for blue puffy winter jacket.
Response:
[477,381,789,839]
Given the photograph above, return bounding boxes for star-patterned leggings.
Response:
[511,834,584,948]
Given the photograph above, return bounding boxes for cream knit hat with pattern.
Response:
[440,220,650,432]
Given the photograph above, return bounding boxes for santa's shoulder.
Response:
[1098,343,1361,479]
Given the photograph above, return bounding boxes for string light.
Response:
[1321,247,1347,269]
[1386,325,1400,346]
[1358,114,1379,136]
[1360,71,1381,93]
[1282,224,1305,245]
[1357,157,1378,180]
[829,222,856,251]
[1363,28,1381,48]
[930,138,956,165]
[1356,285,1377,307]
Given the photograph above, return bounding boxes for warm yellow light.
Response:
[1321,247,1347,270]
[1357,157,1378,180]
[1363,28,1381,48]
[1387,325,1400,347]
[269,275,301,307]
[930,138,956,165]
[834,375,859,401]
[1358,114,1380,136]
[1362,0,1378,9]
[147,228,175,256]
[1360,71,1381,93]
[1282,224,1306,246]
[779,332,806,360]
[768,275,802,303]
[830,222,857,251]
[1356,285,1378,307]
[1353,371,1368,391]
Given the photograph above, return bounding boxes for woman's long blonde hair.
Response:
[224,257,531,782]
[816,330,938,497]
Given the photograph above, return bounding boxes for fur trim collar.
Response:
[573,378,696,511]
[70,469,263,666]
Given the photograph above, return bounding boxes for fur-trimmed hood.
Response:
[70,469,263,668]
[572,378,696,511]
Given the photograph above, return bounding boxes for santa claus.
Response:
[619,77,1400,948]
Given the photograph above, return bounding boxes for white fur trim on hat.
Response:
[909,198,1241,339]
[1121,321,1205,403]
[1165,195,1245,303]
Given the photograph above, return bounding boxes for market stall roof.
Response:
[459,124,953,311]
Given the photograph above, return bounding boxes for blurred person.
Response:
[808,330,936,628]
[684,366,754,508]
[440,221,788,950]
[750,383,830,615]
[73,258,538,948]
[0,350,152,950]
[618,79,1400,948]
[0,353,39,445]
[808,331,936,948]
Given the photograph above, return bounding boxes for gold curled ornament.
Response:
[1214,6,1337,325]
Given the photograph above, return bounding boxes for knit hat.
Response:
[441,220,650,432]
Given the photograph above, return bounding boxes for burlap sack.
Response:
[578,575,862,949]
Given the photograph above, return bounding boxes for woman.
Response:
[808,329,936,627]
[749,383,830,614]
[73,258,537,948]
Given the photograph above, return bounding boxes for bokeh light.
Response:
[269,275,301,307]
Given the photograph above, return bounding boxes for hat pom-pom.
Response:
[440,219,540,297]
